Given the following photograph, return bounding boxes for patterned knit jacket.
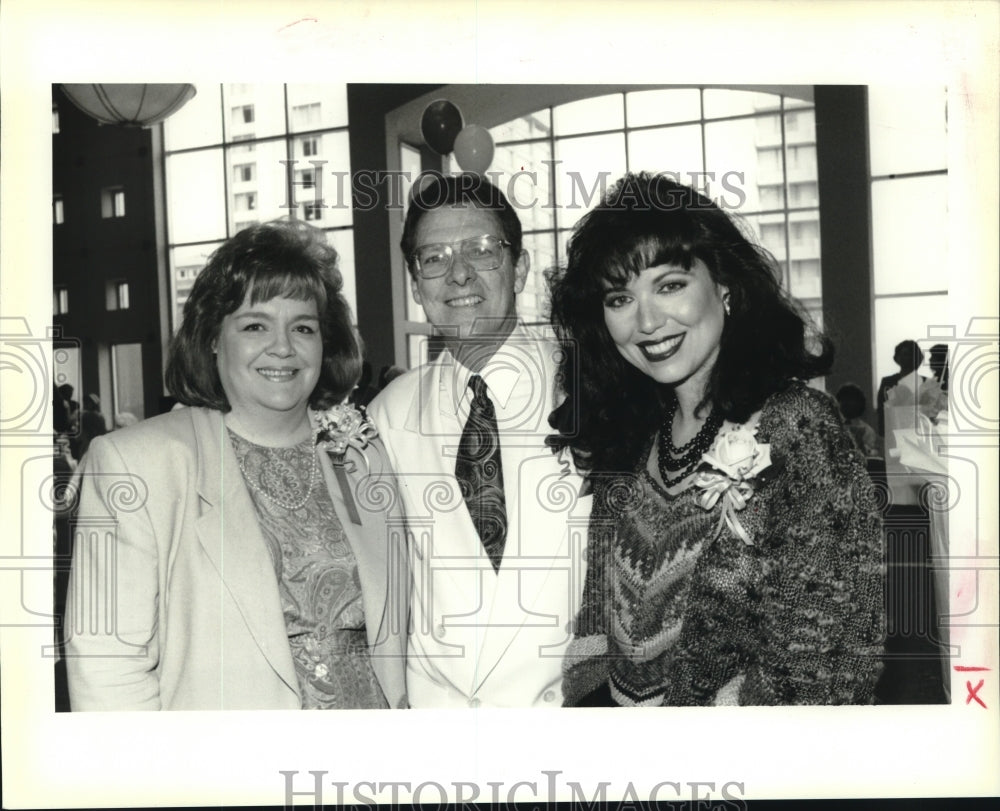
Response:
[562,382,886,706]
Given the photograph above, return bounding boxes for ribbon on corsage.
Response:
[692,423,771,545]
[313,403,379,525]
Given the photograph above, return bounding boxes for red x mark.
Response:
[965,679,986,708]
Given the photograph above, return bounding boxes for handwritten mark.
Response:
[954,665,990,672]
[965,679,987,709]
[279,17,318,32]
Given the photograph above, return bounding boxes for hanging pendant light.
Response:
[59,84,197,128]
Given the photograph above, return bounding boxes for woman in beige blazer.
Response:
[65,220,407,710]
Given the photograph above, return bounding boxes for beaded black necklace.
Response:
[657,400,723,485]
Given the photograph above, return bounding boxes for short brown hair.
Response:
[166,220,361,411]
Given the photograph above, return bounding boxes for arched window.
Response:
[392,86,821,367]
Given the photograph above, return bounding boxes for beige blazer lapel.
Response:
[189,408,299,700]
[316,436,408,709]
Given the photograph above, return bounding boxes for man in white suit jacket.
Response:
[369,174,592,708]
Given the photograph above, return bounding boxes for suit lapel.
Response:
[189,408,299,699]
[389,361,486,604]
[469,338,578,692]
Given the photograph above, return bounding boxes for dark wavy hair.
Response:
[166,219,361,411]
[400,172,523,278]
[548,172,832,474]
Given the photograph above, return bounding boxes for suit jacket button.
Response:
[468,697,481,708]
[543,690,556,702]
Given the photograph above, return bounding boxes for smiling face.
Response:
[214,294,322,435]
[602,259,728,399]
[409,204,528,343]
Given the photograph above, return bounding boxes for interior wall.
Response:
[347,84,441,375]
[814,85,875,407]
[52,88,165,421]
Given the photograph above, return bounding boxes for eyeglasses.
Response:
[409,235,512,279]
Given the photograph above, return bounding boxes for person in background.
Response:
[349,359,380,407]
[368,173,591,708]
[927,343,949,389]
[377,364,406,390]
[113,412,140,429]
[876,340,924,437]
[836,383,880,458]
[57,383,81,458]
[65,220,407,711]
[77,393,107,459]
[548,172,884,706]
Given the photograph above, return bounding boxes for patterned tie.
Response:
[455,374,508,573]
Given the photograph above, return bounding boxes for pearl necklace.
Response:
[657,401,723,486]
[233,432,320,512]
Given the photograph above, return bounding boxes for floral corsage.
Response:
[692,420,771,545]
[312,403,379,524]
[314,402,378,455]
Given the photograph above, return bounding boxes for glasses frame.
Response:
[409,234,512,279]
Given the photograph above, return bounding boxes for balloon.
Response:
[421,99,464,155]
[453,124,494,175]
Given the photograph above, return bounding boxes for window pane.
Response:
[166,150,226,243]
[743,212,788,265]
[787,210,822,299]
[703,89,781,118]
[407,334,429,369]
[225,139,291,236]
[627,124,703,178]
[490,109,551,143]
[872,175,948,295]
[164,83,223,150]
[170,242,222,330]
[704,116,781,213]
[325,228,356,319]
[626,88,701,127]
[789,258,822,301]
[869,86,947,176]
[519,231,557,325]
[286,83,348,131]
[491,140,556,231]
[554,132,626,229]
[222,84,286,141]
[553,94,624,136]
[288,130,353,228]
[873,294,948,387]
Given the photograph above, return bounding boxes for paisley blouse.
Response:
[230,429,388,709]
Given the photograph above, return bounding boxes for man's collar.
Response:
[440,322,532,413]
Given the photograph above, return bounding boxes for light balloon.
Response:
[453,124,494,175]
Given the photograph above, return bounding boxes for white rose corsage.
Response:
[312,403,379,524]
[692,420,771,545]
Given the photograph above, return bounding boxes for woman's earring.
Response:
[723,293,731,316]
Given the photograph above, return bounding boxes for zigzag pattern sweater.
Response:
[562,382,885,706]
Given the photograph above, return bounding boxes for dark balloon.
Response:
[421,99,464,155]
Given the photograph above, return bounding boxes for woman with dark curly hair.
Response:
[66,220,407,710]
[549,173,884,706]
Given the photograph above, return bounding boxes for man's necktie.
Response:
[455,374,507,573]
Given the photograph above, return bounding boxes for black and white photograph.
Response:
[2,1,998,808]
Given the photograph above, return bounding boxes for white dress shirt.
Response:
[369,324,592,707]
